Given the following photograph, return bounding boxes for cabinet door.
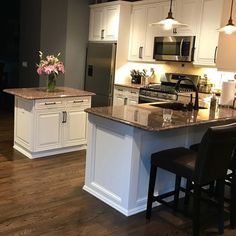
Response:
[144,3,164,61]
[128,6,147,61]
[103,5,120,40]
[216,0,236,71]
[194,0,223,66]
[63,109,87,147]
[35,110,62,151]
[89,7,104,41]
[176,0,200,36]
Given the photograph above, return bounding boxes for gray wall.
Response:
[19,0,41,88]
[19,0,90,89]
[39,0,68,87]
[65,0,89,89]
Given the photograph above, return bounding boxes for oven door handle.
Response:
[180,39,184,57]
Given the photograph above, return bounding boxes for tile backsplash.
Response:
[115,62,236,90]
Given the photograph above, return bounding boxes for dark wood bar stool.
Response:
[146,123,236,236]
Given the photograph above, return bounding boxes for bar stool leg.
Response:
[174,175,181,209]
[217,179,225,234]
[146,164,157,220]
[193,184,201,236]
[230,170,236,229]
[184,179,191,205]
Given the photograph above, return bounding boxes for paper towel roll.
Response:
[219,81,236,106]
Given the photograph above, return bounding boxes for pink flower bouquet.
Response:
[36,51,65,76]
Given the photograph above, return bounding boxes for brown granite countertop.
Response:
[4,87,95,100]
[114,83,143,89]
[85,103,236,132]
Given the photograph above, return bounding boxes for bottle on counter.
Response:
[210,92,218,111]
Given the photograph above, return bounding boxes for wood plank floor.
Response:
[0,111,236,236]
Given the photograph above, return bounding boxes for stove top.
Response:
[139,73,200,101]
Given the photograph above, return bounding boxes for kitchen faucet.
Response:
[175,78,199,110]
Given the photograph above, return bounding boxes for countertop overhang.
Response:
[4,87,95,100]
[85,103,236,132]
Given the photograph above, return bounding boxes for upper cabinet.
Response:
[128,1,173,62]
[89,4,120,41]
[175,0,200,36]
[128,0,201,62]
[216,0,236,72]
[194,0,223,66]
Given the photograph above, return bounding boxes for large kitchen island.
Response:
[84,103,236,216]
[4,87,94,159]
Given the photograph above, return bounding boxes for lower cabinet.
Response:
[14,96,91,158]
[113,85,139,105]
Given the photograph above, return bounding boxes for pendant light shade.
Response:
[217,0,236,34]
[151,0,188,30]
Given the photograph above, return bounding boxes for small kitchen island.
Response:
[4,87,94,159]
[84,103,236,216]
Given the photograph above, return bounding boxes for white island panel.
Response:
[84,113,209,216]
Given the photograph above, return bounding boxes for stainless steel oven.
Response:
[139,73,200,104]
[153,36,195,62]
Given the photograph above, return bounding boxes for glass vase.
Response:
[47,74,57,92]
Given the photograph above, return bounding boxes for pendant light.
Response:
[217,0,236,34]
[151,0,188,30]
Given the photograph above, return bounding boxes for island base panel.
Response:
[14,143,86,159]
[84,114,209,216]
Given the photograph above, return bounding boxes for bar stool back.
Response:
[146,123,236,236]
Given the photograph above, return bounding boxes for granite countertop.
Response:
[114,83,143,89]
[4,87,95,100]
[85,103,236,132]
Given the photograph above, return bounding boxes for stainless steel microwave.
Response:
[153,36,195,62]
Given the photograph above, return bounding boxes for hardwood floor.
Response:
[0,111,235,236]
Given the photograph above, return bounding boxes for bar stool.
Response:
[146,123,236,236]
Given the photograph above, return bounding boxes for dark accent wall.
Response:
[19,0,41,88]
[19,0,90,89]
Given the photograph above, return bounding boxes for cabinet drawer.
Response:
[35,99,65,110]
[66,97,91,108]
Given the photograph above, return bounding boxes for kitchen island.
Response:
[84,103,236,216]
[4,87,94,159]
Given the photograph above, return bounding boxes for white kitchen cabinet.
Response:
[63,109,87,147]
[216,0,236,72]
[113,86,139,105]
[175,0,200,36]
[194,0,223,66]
[14,96,91,159]
[128,2,173,62]
[128,6,147,61]
[35,109,62,151]
[89,4,119,41]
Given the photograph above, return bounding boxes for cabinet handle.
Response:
[62,111,67,123]
[173,28,177,34]
[45,102,56,105]
[124,97,128,105]
[73,100,83,103]
[139,46,143,59]
[214,46,218,63]
[101,29,105,39]
[131,91,137,94]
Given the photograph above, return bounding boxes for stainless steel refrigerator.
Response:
[84,42,116,107]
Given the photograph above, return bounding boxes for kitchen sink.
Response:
[150,102,207,111]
